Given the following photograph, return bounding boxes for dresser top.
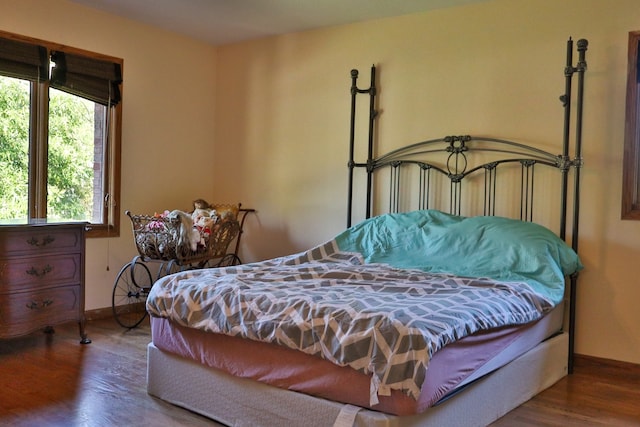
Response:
[0,220,88,230]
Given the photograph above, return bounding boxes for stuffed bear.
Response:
[192,207,217,225]
[192,198,212,210]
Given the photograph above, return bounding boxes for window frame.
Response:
[0,30,121,237]
[622,31,640,220]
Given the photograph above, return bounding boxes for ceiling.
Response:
[70,0,489,46]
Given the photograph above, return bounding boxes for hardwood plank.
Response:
[0,318,220,427]
[1,318,638,426]
[492,355,640,426]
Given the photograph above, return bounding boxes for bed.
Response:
[145,37,588,427]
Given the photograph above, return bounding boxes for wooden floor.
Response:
[1,317,639,427]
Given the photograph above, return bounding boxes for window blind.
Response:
[50,51,122,106]
[0,37,47,81]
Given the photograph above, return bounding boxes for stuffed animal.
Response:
[147,210,170,230]
[168,210,200,252]
[192,209,218,247]
[192,207,217,225]
[212,203,239,221]
[193,198,212,210]
[194,213,215,229]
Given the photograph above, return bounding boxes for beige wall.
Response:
[213,0,640,366]
[2,0,640,366]
[0,0,218,311]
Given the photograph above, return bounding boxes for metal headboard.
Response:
[346,37,588,373]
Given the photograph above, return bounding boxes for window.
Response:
[622,31,640,219]
[0,31,122,237]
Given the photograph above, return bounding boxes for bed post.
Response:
[365,66,377,221]
[347,69,359,228]
[347,65,377,227]
[560,37,588,374]
[568,39,588,374]
[560,38,574,241]
[572,39,587,252]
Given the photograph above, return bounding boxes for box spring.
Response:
[148,303,564,418]
[147,331,568,426]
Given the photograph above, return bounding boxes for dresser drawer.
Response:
[0,254,81,291]
[0,285,81,338]
[0,226,83,256]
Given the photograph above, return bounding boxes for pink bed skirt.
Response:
[150,305,562,417]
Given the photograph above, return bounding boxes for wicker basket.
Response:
[126,209,240,265]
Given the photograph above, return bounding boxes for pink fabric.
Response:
[150,316,553,416]
[421,323,532,403]
[151,316,418,415]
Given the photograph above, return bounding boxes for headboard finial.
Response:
[577,39,588,51]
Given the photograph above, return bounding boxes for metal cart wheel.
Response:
[112,260,153,329]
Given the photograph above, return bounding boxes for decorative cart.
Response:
[111,203,254,328]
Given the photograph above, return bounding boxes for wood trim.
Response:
[621,31,640,219]
[0,29,123,65]
[574,353,640,372]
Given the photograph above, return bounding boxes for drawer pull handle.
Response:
[26,235,56,247]
[26,299,54,310]
[26,264,53,277]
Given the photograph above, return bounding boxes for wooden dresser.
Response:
[0,222,90,343]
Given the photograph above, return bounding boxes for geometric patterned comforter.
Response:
[146,239,556,405]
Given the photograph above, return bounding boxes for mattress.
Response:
[149,302,564,416]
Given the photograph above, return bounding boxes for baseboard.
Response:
[574,353,640,371]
